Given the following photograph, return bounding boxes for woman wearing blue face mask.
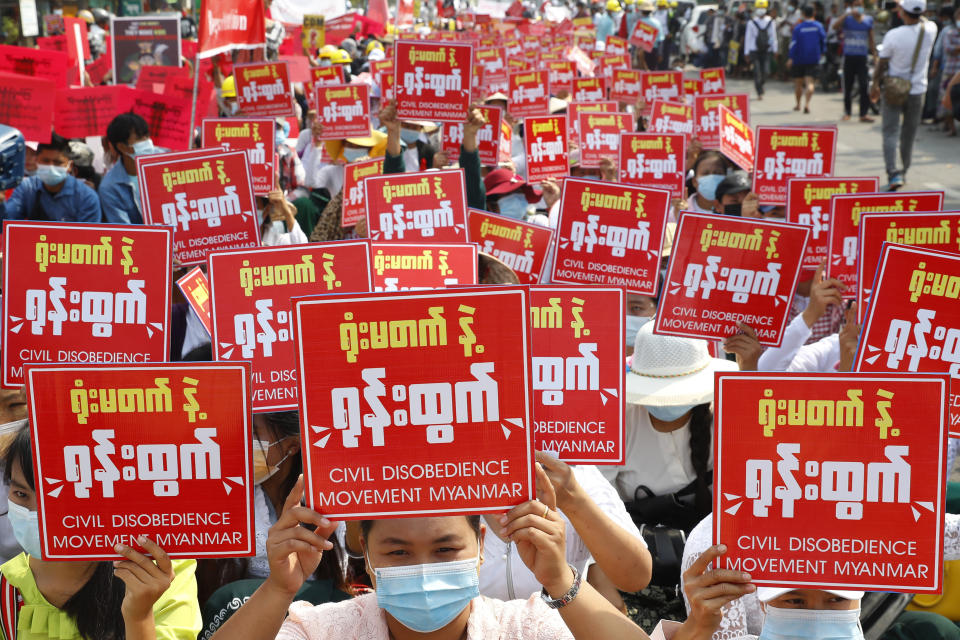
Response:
[483,168,542,220]
[685,150,729,215]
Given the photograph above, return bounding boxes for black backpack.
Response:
[753,18,770,53]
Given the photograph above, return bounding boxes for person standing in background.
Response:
[789,5,827,113]
[832,0,877,121]
[745,0,778,100]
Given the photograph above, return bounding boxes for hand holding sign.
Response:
[802,261,845,328]
[114,535,175,622]
[534,451,581,513]
[838,303,860,373]
[722,322,762,372]
[681,544,755,638]
[462,105,487,153]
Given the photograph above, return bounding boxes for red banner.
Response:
[0,72,55,143]
[608,69,641,104]
[699,67,726,94]
[342,158,386,227]
[394,41,474,122]
[2,222,172,387]
[524,115,569,183]
[629,20,658,52]
[508,69,550,119]
[364,169,468,242]
[654,212,809,345]
[208,242,371,412]
[786,177,880,271]
[577,111,633,168]
[571,77,606,103]
[466,209,555,283]
[293,287,535,518]
[176,266,212,335]
[551,178,669,295]
[234,61,295,118]
[718,104,755,172]
[202,118,277,196]
[370,242,478,291]
[714,372,948,592]
[530,286,624,463]
[440,104,502,166]
[640,71,683,113]
[619,132,686,198]
[26,363,255,559]
[54,86,135,140]
[0,44,67,87]
[753,126,838,206]
[138,150,261,265]
[693,93,749,149]
[130,90,193,151]
[198,0,265,58]
[826,191,944,298]
[313,83,371,139]
[649,100,694,139]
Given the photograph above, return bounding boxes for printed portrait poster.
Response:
[394,40,474,123]
[855,244,960,436]
[700,67,726,94]
[293,287,535,518]
[233,61,295,118]
[364,169,468,243]
[508,69,551,119]
[577,112,634,168]
[202,118,277,196]
[175,266,212,335]
[571,77,607,103]
[0,72,55,143]
[342,158,386,227]
[467,209,555,284]
[785,177,880,272]
[753,126,838,206]
[639,71,683,114]
[313,83,371,140]
[110,16,180,86]
[714,372,948,592]
[826,191,945,299]
[551,178,670,296]
[530,287,624,464]
[654,213,809,346]
[25,363,255,560]
[524,115,569,184]
[857,212,960,322]
[609,68,642,104]
[2,221,172,388]
[370,242,478,292]
[441,104,502,166]
[717,104,754,172]
[137,149,261,265]
[648,100,694,139]
[208,242,372,412]
[693,93,749,149]
[619,132,686,199]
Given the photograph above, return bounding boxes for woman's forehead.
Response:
[368,516,475,543]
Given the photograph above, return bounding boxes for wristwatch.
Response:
[540,564,582,609]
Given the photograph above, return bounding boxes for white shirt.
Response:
[744,15,779,56]
[261,220,309,246]
[879,19,939,94]
[301,144,345,194]
[756,313,841,372]
[685,193,716,215]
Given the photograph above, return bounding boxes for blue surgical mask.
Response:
[760,606,863,640]
[7,501,42,558]
[372,555,480,632]
[852,6,863,14]
[399,128,421,144]
[278,121,291,141]
[497,192,530,219]
[625,314,652,347]
[696,173,725,201]
[35,163,69,186]
[124,138,156,159]
[343,147,368,162]
[646,403,696,422]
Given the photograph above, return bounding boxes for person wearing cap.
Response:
[789,5,827,114]
[636,0,666,68]
[745,0,778,100]
[713,170,759,217]
[831,0,877,122]
[483,167,542,219]
[218,75,240,117]
[870,0,939,191]
[596,0,622,46]
[66,139,100,191]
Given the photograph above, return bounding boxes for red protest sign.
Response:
[234,61,295,118]
[176,266,212,335]
[530,286,624,463]
[467,209,555,284]
[135,64,189,92]
[305,65,345,109]
[693,93,749,149]
[475,47,508,92]
[130,90,193,151]
[370,242,478,291]
[551,178,670,295]
[609,69,642,104]
[598,53,629,80]
[508,69,550,119]
[753,126,838,206]
[364,169,468,242]
[855,244,960,434]
[202,119,277,197]
[0,44,67,88]
[394,40,474,122]
[54,86,135,140]
[640,71,683,112]
[717,104,754,172]
[567,101,617,142]
[441,104,502,166]
[649,100,694,139]
[546,61,576,96]
[619,132,685,199]
[342,158,386,227]
[786,177,880,271]
[524,115,569,183]
[700,67,726,93]
[198,0,265,58]
[313,83,371,139]
[577,111,634,168]
[629,20,658,52]
[826,191,944,298]
[857,212,960,322]
[654,212,809,345]
[2,221,172,387]
[138,150,260,265]
[683,77,703,96]
[26,363,255,560]
[714,372,948,592]
[571,77,607,103]
[0,72,55,143]
[208,242,371,412]
[606,35,629,56]
[293,287,535,518]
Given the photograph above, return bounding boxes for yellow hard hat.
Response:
[78,9,94,23]
[624,0,637,5]
[330,48,353,64]
[365,40,384,55]
[220,75,236,98]
[319,44,338,59]
[657,0,668,7]
[755,0,769,7]
[606,0,621,10]
[669,0,677,6]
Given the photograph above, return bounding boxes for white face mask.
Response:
[760,606,863,640]
[625,314,652,347]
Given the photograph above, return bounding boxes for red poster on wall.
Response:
[654,212,809,346]
[314,83,371,139]
[714,372,948,592]
[2,221,172,387]
[699,67,726,94]
[26,363,255,560]
[364,169,468,242]
[693,93,749,149]
[394,41,474,122]
[826,191,944,298]
[524,115,569,183]
[753,126,838,206]
[342,158,386,227]
[202,118,277,196]
[508,69,550,118]
[441,104,503,166]
[370,242,478,291]
[551,178,670,295]
[618,132,686,199]
[640,71,683,114]
[577,112,634,168]
[293,287,535,518]
[648,100,694,139]
[717,104,755,172]
[530,286,624,463]
[233,61,295,118]
[176,266,212,335]
[208,242,371,412]
[466,209,555,284]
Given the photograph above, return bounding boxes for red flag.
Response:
[366,0,389,30]
[198,0,266,59]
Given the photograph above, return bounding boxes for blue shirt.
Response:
[0,175,100,222]
[790,19,827,65]
[99,161,143,224]
[595,12,616,44]
[842,14,873,57]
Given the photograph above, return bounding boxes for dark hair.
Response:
[36,132,69,157]
[106,113,149,148]
[692,149,728,176]
[360,516,483,539]
[688,404,714,517]
[802,4,815,16]
[3,423,127,640]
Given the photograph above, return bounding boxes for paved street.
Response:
[720,75,960,209]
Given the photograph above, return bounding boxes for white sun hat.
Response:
[757,587,865,603]
[626,319,737,406]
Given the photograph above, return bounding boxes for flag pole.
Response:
[188,0,200,149]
